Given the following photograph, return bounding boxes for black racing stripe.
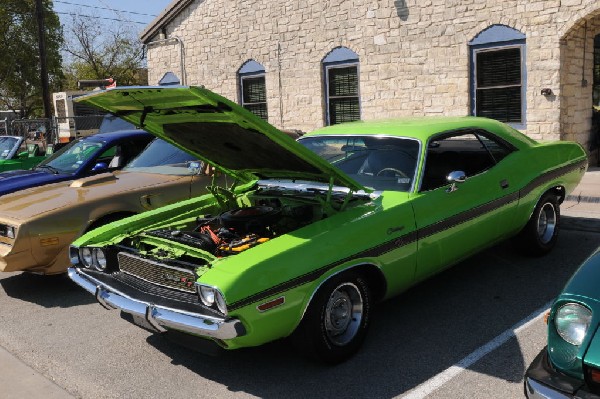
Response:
[520,159,586,198]
[417,190,520,239]
[228,159,587,311]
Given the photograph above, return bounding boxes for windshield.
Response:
[299,135,420,192]
[36,139,103,174]
[124,139,201,175]
[0,137,20,159]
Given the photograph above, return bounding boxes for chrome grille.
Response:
[117,252,197,293]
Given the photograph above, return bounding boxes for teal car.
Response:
[66,86,587,363]
[525,248,600,398]
[0,135,47,172]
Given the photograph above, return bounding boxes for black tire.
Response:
[292,272,371,364]
[515,192,560,256]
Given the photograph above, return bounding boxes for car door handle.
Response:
[500,179,509,189]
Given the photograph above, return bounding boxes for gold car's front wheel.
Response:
[292,272,371,364]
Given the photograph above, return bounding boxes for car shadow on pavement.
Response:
[0,272,95,308]
[142,230,599,399]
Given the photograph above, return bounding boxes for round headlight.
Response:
[199,286,215,306]
[92,248,107,271]
[80,248,93,268]
[555,303,592,346]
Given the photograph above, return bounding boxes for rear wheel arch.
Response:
[515,189,561,256]
[547,185,565,204]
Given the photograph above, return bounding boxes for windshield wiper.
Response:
[36,165,60,174]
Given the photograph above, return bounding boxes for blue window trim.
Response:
[469,27,527,130]
[322,48,361,126]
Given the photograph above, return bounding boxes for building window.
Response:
[469,25,526,128]
[323,47,360,125]
[238,60,268,121]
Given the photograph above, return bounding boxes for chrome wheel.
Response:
[324,282,363,346]
[537,202,557,244]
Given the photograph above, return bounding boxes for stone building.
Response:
[141,0,600,164]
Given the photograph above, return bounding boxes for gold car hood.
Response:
[0,171,189,221]
[75,86,366,192]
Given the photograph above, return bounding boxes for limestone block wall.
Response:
[145,0,600,157]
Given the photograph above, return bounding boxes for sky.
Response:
[53,0,173,34]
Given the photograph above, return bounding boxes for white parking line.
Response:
[401,300,552,399]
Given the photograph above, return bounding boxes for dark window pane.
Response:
[329,98,360,125]
[477,48,521,87]
[329,67,358,97]
[244,103,268,120]
[242,76,266,103]
[241,74,267,120]
[476,86,521,122]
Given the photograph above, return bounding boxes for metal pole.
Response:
[35,0,52,124]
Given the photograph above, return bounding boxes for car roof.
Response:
[305,116,537,150]
[83,129,152,143]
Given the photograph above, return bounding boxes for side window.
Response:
[97,146,116,163]
[322,47,360,125]
[238,60,268,121]
[469,25,526,128]
[476,133,513,163]
[421,131,509,191]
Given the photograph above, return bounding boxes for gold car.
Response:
[0,139,224,275]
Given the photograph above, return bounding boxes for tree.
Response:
[62,12,148,89]
[0,0,63,118]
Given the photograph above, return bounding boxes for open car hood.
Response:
[76,86,365,191]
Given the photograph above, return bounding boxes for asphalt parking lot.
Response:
[1,227,599,399]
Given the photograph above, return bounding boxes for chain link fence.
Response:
[3,115,106,144]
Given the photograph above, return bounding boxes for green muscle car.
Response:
[67,86,587,363]
[0,135,47,172]
[525,248,600,398]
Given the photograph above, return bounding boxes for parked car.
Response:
[0,135,48,172]
[525,248,600,398]
[67,86,587,363]
[0,138,226,275]
[0,130,152,196]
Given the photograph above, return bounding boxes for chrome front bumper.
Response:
[524,377,572,399]
[524,348,596,399]
[67,267,245,341]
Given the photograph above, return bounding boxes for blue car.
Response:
[0,130,153,196]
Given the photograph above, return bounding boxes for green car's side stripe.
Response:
[228,230,420,311]
[227,158,586,311]
[520,159,587,198]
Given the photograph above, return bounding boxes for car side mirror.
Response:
[18,151,28,159]
[91,162,108,172]
[446,170,466,193]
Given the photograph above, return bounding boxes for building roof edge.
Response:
[139,0,195,44]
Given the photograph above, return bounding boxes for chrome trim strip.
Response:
[68,268,245,340]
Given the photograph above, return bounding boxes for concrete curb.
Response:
[0,345,75,399]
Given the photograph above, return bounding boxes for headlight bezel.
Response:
[554,302,593,346]
[80,247,93,268]
[196,283,228,315]
[0,224,17,239]
[92,248,107,271]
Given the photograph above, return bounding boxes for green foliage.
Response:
[0,0,63,118]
